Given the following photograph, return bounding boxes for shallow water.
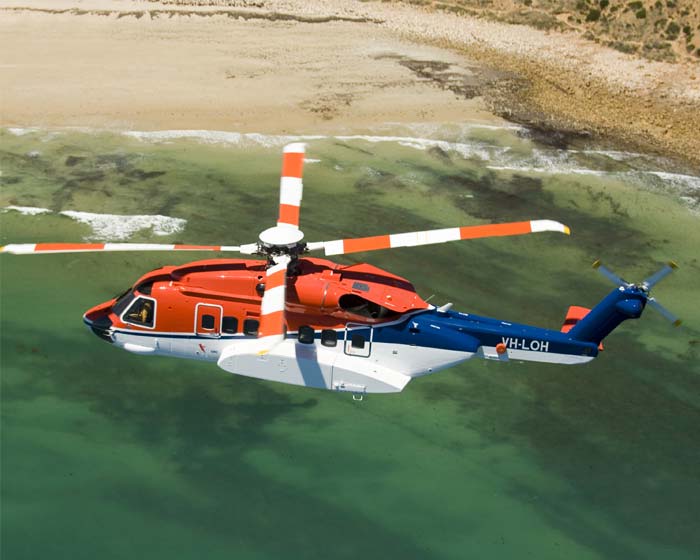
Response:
[1,125,699,560]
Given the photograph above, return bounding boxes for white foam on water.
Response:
[578,149,645,162]
[242,132,324,147]
[60,211,187,241]
[122,130,325,147]
[2,206,187,240]
[336,134,510,161]
[400,122,525,140]
[6,126,699,211]
[5,125,518,164]
[123,129,244,144]
[646,171,700,192]
[486,165,607,176]
[304,158,321,164]
[6,127,38,136]
[6,127,66,143]
[119,129,508,160]
[2,205,52,215]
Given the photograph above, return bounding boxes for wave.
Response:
[5,127,698,209]
[2,206,187,241]
[2,205,52,215]
[6,127,38,136]
[486,165,607,176]
[1,126,642,169]
[577,149,645,162]
[122,129,325,147]
[61,211,186,241]
[645,171,700,192]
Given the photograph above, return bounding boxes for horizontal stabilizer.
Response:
[562,305,603,350]
[560,305,591,333]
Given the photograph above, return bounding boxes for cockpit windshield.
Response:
[112,289,135,316]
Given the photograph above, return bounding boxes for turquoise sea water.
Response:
[1,125,699,559]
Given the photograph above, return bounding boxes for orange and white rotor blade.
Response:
[307,219,570,256]
[277,143,305,229]
[255,255,290,354]
[0,243,252,255]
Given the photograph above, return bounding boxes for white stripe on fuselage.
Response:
[111,329,593,367]
[479,345,594,365]
[110,330,472,374]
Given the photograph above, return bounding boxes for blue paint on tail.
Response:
[568,286,647,344]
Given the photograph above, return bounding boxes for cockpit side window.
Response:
[338,294,398,319]
[122,297,156,328]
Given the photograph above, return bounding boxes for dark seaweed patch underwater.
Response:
[1,127,699,560]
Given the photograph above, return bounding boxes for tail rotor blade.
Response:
[592,260,627,286]
[255,255,291,354]
[307,219,570,256]
[277,143,305,230]
[647,297,682,327]
[642,261,678,290]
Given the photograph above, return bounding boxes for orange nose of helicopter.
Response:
[83,300,115,343]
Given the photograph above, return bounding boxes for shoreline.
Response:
[4,125,698,215]
[1,0,698,171]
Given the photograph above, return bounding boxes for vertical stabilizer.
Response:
[568,287,646,344]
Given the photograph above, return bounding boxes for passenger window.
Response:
[123,297,155,328]
[222,316,238,334]
[321,329,338,347]
[243,319,259,336]
[298,326,315,344]
[201,314,215,330]
[351,334,365,349]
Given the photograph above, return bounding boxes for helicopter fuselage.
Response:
[83,257,599,394]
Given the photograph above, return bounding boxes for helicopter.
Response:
[1,143,681,397]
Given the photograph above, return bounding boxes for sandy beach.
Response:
[0,0,502,133]
[1,0,699,168]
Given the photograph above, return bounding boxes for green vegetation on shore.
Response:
[393,0,700,62]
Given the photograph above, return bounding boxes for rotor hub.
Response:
[259,226,304,247]
[257,226,306,260]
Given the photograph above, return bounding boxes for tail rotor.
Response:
[593,260,681,327]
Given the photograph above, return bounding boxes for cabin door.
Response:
[344,324,372,358]
[195,303,223,337]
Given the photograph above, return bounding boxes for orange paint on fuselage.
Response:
[86,257,429,335]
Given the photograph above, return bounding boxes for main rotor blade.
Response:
[256,255,291,354]
[642,261,678,290]
[647,297,682,327]
[0,243,256,255]
[592,260,627,286]
[306,219,570,256]
[276,143,305,230]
